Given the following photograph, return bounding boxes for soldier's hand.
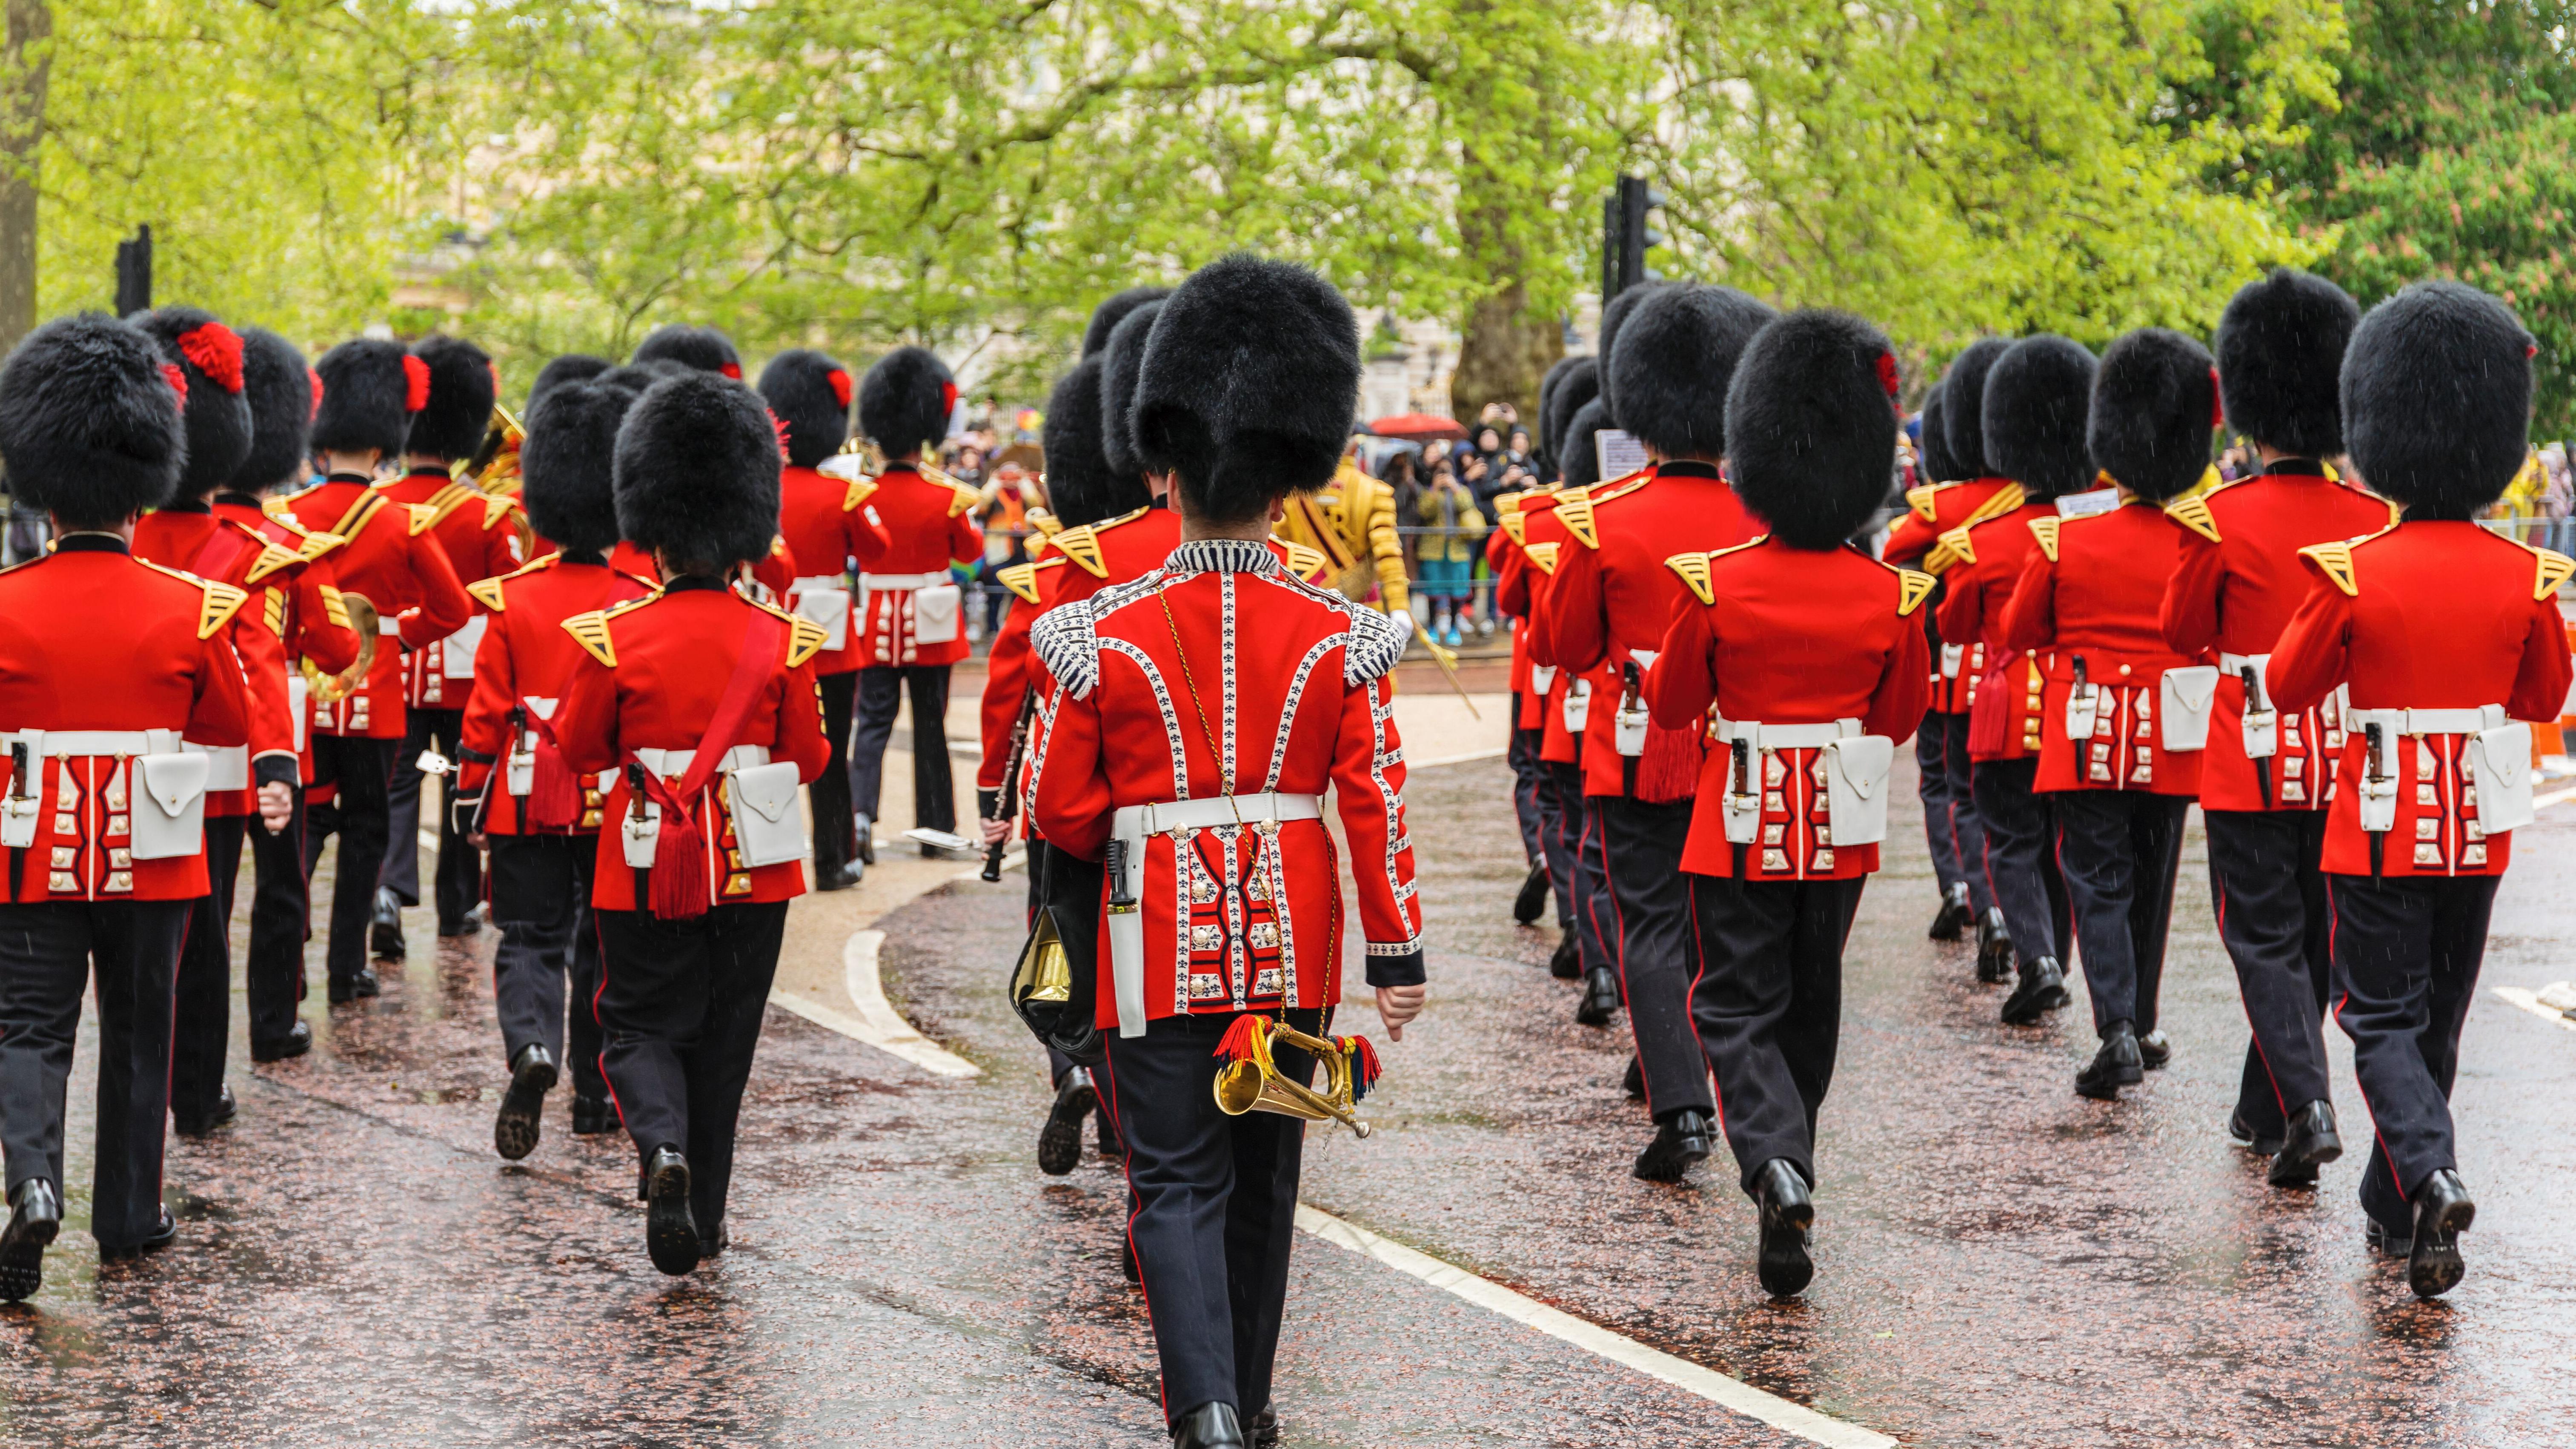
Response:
[979,816,1010,846]
[256,781,294,835]
[1375,984,1426,1041]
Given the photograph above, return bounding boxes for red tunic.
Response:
[282,475,474,740]
[2268,522,2573,878]
[0,538,252,901]
[777,464,893,676]
[850,463,982,668]
[1513,490,1593,767]
[553,583,835,908]
[221,496,364,786]
[1933,498,2059,762]
[2000,502,2208,797]
[1891,478,2020,714]
[130,506,305,816]
[2159,466,2400,811]
[1647,539,1930,879]
[374,467,531,709]
[456,554,655,836]
[1028,538,1423,1025]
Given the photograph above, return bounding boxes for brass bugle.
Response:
[311,591,381,703]
[1212,1019,1373,1139]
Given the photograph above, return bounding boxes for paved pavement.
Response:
[3,725,2573,1446]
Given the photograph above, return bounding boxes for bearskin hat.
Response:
[1541,355,1600,467]
[1537,355,1579,453]
[0,313,186,526]
[631,324,741,379]
[228,327,316,494]
[528,353,612,414]
[1133,254,1360,523]
[1724,309,1903,549]
[2343,281,2534,519]
[1914,384,1959,484]
[1939,338,2012,477]
[2215,269,2358,459]
[2089,328,2217,503]
[757,348,853,470]
[858,346,955,463]
[522,379,633,555]
[1981,335,2098,499]
[1594,282,1666,429]
[1098,298,1165,480]
[310,338,417,460]
[407,334,497,463]
[129,306,252,496]
[1606,284,1778,461]
[1557,396,1611,492]
[613,372,780,568]
[594,360,685,397]
[1045,357,1137,527]
[1082,286,1171,359]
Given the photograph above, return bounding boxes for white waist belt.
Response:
[1,728,181,757]
[859,572,948,592]
[1105,791,1325,1039]
[792,574,848,593]
[632,745,771,777]
[1128,792,1324,837]
[2216,652,2268,674]
[2344,706,2505,736]
[1710,718,1862,750]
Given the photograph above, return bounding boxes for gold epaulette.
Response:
[1028,507,1062,537]
[946,481,979,518]
[1905,484,1943,523]
[1525,541,1561,576]
[1052,524,1109,578]
[262,588,286,637]
[2028,515,2061,563]
[421,482,484,530]
[404,502,439,537]
[843,478,880,513]
[1499,506,1528,546]
[1931,525,1976,570]
[2298,539,2359,597]
[136,559,251,638]
[466,576,509,612]
[1282,540,1328,579]
[319,585,353,630]
[1895,567,1937,617]
[1555,489,1600,549]
[261,495,292,517]
[561,610,617,666]
[243,540,303,584]
[480,493,521,531]
[2516,539,2576,600]
[2164,493,2221,543]
[1664,551,1715,606]
[996,561,1043,604]
[784,616,832,668]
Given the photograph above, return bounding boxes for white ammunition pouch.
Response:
[183,742,251,792]
[2158,665,2219,753]
[725,760,807,868]
[1940,642,1964,680]
[1822,734,1896,847]
[441,613,487,680]
[132,736,210,862]
[912,583,963,644]
[1563,677,1592,733]
[790,575,852,653]
[1530,664,1557,694]
[2470,719,2535,835]
[1106,793,1324,1038]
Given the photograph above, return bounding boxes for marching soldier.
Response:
[1542,282,1774,1182]
[1646,308,1931,1297]
[451,378,655,1159]
[0,315,252,1298]
[373,335,525,954]
[631,323,743,379]
[1027,255,1425,1449]
[2267,281,2572,1298]
[1487,486,1562,931]
[2161,269,2389,1181]
[758,349,891,891]
[291,340,475,1003]
[1527,395,1625,1011]
[1999,330,2212,1098]
[1081,286,1169,358]
[552,369,833,1274]
[1933,338,2087,1027]
[847,346,981,860]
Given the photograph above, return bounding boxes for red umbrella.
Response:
[1367,412,1465,441]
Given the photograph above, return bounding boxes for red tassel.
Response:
[648,804,710,920]
[1214,1014,1265,1064]
[526,743,581,832]
[1345,1035,1382,1094]
[1635,719,1705,805]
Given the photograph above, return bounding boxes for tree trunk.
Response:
[0,0,47,360]
[1450,277,1563,429]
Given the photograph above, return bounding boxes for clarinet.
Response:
[981,690,1039,882]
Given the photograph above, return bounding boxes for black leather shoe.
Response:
[2268,1100,2344,1187]
[2407,1169,2474,1299]
[1512,862,1551,925]
[2075,1021,2144,1100]
[100,1211,178,1263]
[1751,1158,1816,1298]
[814,859,862,892]
[1169,1401,1246,1448]
[1622,1056,1645,1100]
[1999,956,2067,1025]
[2137,1029,2171,1068]
[1038,1068,1097,1176]
[1574,966,1620,1026]
[1974,908,2014,983]
[1248,1403,1279,1448]
[175,1084,238,1138]
[644,1146,701,1276]
[700,1220,730,1258]
[494,1044,558,1161]
[2227,1108,2286,1157]
[369,889,407,962]
[2364,1216,2412,1256]
[1547,929,1581,979]
[572,1094,617,1135]
[437,914,482,939]
[1929,882,1972,941]
[0,1180,61,1303]
[250,1019,312,1063]
[1633,1108,1712,1183]
[853,813,875,866]
[327,968,381,1005]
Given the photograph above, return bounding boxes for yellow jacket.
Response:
[1273,460,1409,614]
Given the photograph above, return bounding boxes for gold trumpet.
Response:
[309,591,381,703]
[463,402,527,490]
[1212,1016,1382,1140]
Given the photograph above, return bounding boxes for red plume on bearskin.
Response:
[402,355,431,412]
[827,369,853,408]
[160,363,188,409]
[177,323,244,393]
[309,367,325,420]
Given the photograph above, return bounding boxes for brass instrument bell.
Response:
[1212,1016,1377,1139]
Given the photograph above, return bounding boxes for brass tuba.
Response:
[1212,1016,1381,1139]
[309,591,381,703]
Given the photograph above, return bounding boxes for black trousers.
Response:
[1690,875,1866,1196]
[0,900,192,1249]
[2327,873,2497,1233]
[381,706,477,927]
[489,834,607,1100]
[2206,810,2335,1136]
[1597,796,1708,1118]
[1970,757,2070,968]
[305,735,399,985]
[1507,717,1548,870]
[1100,1008,1315,1426]
[244,788,310,1046]
[849,664,956,834]
[2052,791,2189,1036]
[1554,765,1612,972]
[1529,745,1574,930]
[1916,712,1993,916]
[595,901,789,1234]
[812,671,862,876]
[172,816,247,1123]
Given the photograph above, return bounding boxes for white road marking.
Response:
[1411,745,1508,768]
[1294,1204,1898,1449]
[2490,987,2576,1034]
[2537,783,2576,811]
[818,928,982,1077]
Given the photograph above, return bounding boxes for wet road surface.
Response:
[4,748,2573,1446]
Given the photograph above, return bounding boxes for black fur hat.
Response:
[228,326,315,494]
[1558,396,1611,491]
[1982,335,2098,499]
[1541,355,1600,465]
[408,334,496,463]
[1082,286,1171,359]
[858,346,955,462]
[1607,284,1777,460]
[1940,338,2012,476]
[594,360,685,397]
[2089,328,2217,503]
[1594,282,1667,429]
[1915,384,1959,484]
[632,324,741,378]
[527,353,612,413]
[2216,269,2358,459]
[1725,309,1902,549]
[1133,254,1360,523]
[310,338,417,460]
[0,313,186,526]
[757,348,853,469]
[130,307,252,495]
[1045,357,1143,527]
[613,372,781,568]
[1537,355,1578,453]
[2343,280,2534,519]
[522,379,633,555]
[1098,298,1165,479]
